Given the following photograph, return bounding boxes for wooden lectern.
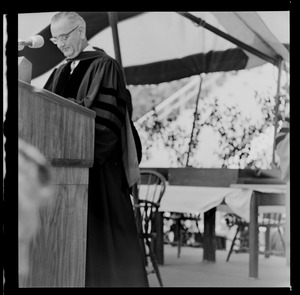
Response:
[18,57,95,287]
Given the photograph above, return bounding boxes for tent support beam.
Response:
[177,12,278,66]
[272,57,283,167]
[108,12,127,85]
[186,74,203,167]
[108,12,123,67]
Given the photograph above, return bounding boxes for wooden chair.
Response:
[225,213,286,262]
[225,169,287,261]
[133,169,166,287]
[259,212,286,258]
[224,214,249,262]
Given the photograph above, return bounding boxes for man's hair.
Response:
[51,12,86,32]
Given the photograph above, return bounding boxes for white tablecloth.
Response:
[228,184,287,221]
[157,184,287,222]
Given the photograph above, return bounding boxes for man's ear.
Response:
[78,25,86,39]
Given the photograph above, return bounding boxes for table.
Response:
[156,185,252,263]
[230,184,286,278]
[153,183,286,279]
[159,185,250,215]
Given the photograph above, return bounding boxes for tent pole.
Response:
[177,12,277,65]
[272,57,283,167]
[108,12,123,67]
[108,12,127,85]
[186,74,203,167]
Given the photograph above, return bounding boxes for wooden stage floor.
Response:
[148,244,291,289]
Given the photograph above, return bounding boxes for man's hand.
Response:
[67,97,83,105]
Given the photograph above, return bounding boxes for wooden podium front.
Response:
[18,77,95,287]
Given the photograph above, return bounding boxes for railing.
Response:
[135,72,223,125]
[136,76,200,124]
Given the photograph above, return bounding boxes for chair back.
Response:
[135,170,166,236]
[259,212,285,227]
[138,170,166,204]
[134,170,166,286]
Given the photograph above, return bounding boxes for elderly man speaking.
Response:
[44,12,148,287]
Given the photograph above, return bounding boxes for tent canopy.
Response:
[18,11,289,86]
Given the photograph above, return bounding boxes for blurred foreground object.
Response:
[275,117,290,181]
[275,117,290,267]
[18,139,53,278]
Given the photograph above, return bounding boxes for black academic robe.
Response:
[44,48,148,287]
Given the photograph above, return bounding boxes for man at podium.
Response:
[44,12,148,287]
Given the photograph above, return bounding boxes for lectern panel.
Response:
[19,72,94,287]
[18,80,95,167]
[20,178,88,287]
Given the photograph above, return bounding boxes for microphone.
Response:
[18,35,44,50]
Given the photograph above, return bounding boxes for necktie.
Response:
[64,60,72,74]
[70,61,77,74]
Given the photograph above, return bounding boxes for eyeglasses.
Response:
[50,25,79,44]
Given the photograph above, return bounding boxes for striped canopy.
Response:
[18,11,289,86]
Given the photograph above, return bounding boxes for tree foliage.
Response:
[133,67,289,169]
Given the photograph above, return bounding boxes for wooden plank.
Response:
[265,226,271,258]
[50,167,89,185]
[168,168,238,187]
[142,168,285,186]
[140,167,169,181]
[50,158,94,167]
[237,168,285,184]
[176,218,181,258]
[256,192,286,206]
[155,212,164,265]
[237,178,286,184]
[18,81,95,167]
[238,168,282,179]
[249,191,259,278]
[203,207,216,262]
[20,179,88,287]
[18,80,93,287]
[19,80,95,118]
